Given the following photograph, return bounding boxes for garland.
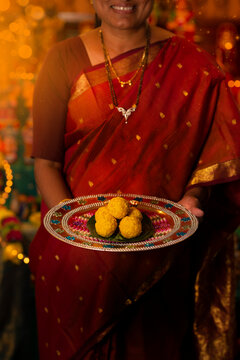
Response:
[0,206,29,265]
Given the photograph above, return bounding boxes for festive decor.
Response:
[166,0,196,41]
[0,206,29,265]
[192,0,240,21]
[0,203,40,264]
[0,157,13,206]
[150,1,177,28]
[0,1,64,212]
[0,0,64,96]
[215,22,240,107]
[216,22,238,75]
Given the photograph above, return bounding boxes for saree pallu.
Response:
[30,37,240,359]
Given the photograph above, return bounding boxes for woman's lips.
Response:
[111,5,135,13]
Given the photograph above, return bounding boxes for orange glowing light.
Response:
[9,22,20,33]
[224,42,233,50]
[0,29,15,42]
[18,44,32,59]
[27,5,45,20]
[235,80,240,88]
[23,29,30,36]
[0,0,10,12]
[228,80,235,88]
[17,0,29,6]
[27,73,34,80]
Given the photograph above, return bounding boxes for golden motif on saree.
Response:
[189,158,240,186]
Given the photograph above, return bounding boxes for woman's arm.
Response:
[178,186,211,219]
[34,158,72,209]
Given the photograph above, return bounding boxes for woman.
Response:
[30,0,240,359]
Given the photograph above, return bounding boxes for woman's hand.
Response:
[178,187,210,220]
[178,194,204,219]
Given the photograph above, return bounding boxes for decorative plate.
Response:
[44,193,198,252]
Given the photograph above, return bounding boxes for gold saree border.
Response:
[70,73,93,101]
[189,158,240,186]
[193,235,236,360]
[70,43,164,101]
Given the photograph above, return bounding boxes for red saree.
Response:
[30,35,240,359]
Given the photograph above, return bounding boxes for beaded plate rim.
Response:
[43,193,198,252]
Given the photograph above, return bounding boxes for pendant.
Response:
[120,81,132,88]
[117,106,136,124]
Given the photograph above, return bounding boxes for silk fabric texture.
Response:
[30,36,240,359]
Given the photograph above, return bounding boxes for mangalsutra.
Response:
[105,46,147,88]
[99,26,150,124]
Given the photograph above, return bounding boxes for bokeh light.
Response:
[0,0,10,12]
[17,0,29,6]
[224,41,233,50]
[26,5,45,21]
[0,160,13,206]
[18,44,32,59]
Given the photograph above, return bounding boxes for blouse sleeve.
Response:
[32,43,71,163]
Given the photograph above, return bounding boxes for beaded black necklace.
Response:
[99,25,150,124]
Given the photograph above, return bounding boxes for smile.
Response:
[111,6,134,11]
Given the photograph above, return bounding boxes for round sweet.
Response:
[119,216,142,239]
[128,207,143,221]
[107,197,129,220]
[95,206,110,222]
[95,213,117,238]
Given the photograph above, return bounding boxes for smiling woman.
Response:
[92,0,154,31]
[30,0,240,358]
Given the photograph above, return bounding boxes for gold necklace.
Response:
[99,26,150,124]
[104,44,147,87]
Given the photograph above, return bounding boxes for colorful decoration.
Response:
[0,1,64,212]
[166,0,196,41]
[0,157,13,206]
[0,206,29,265]
[215,22,240,107]
[215,22,238,75]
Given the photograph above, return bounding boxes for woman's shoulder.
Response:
[42,36,91,75]
[47,36,86,59]
[151,26,221,69]
[166,34,225,81]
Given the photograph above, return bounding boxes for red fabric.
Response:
[30,36,240,359]
[62,37,240,201]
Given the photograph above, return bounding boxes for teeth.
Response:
[112,6,133,11]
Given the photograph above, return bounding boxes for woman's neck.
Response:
[80,25,173,67]
[99,24,148,58]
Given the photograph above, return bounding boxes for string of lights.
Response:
[2,243,30,265]
[0,159,13,206]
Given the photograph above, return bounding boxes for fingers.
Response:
[193,209,204,224]
[190,207,204,218]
